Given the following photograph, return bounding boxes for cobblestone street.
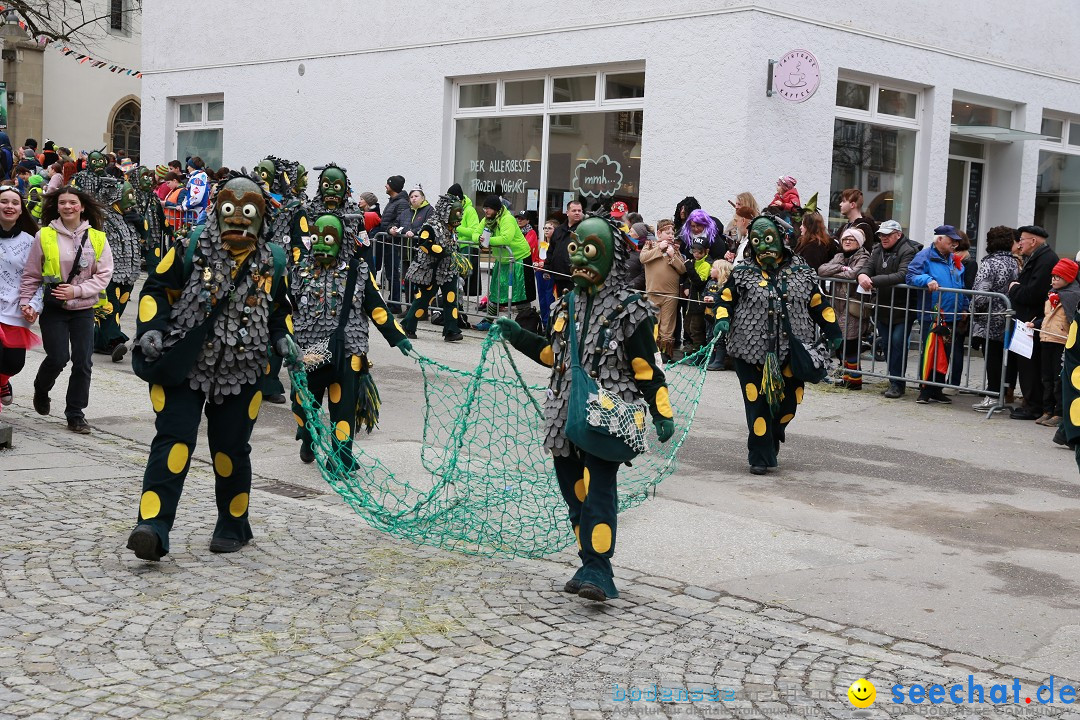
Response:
[2,392,1077,719]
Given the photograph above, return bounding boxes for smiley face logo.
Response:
[848,678,876,708]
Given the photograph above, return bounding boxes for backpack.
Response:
[515,305,542,335]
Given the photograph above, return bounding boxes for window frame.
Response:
[831,72,925,234]
[451,64,646,227]
[1041,111,1080,156]
[106,0,130,36]
[170,94,225,168]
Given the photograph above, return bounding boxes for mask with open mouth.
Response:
[750,216,784,271]
[310,214,344,265]
[136,166,154,192]
[215,177,266,251]
[117,181,136,212]
[566,216,615,292]
[88,150,107,176]
[318,166,347,210]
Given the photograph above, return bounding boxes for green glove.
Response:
[397,337,413,356]
[828,336,843,351]
[653,417,675,443]
[714,319,730,335]
[494,316,523,342]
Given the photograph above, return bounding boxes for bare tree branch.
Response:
[1,0,141,49]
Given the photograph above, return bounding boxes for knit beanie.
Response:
[778,175,797,189]
[1052,258,1079,284]
[446,183,464,200]
[630,222,649,239]
[360,191,379,208]
[482,195,502,212]
[155,164,169,180]
[841,227,866,248]
[387,175,405,193]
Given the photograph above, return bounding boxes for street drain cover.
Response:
[257,480,324,499]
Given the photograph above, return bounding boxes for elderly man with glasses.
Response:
[1007,226,1059,420]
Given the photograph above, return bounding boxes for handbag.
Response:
[43,232,87,310]
[563,292,647,462]
[780,295,829,384]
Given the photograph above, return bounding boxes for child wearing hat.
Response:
[703,258,734,370]
[1026,258,1080,426]
[768,176,800,212]
[682,235,713,358]
[640,219,686,359]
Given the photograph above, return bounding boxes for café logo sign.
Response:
[771,49,820,103]
[573,155,624,199]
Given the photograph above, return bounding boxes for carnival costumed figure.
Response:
[305,164,369,263]
[401,194,464,342]
[495,215,676,603]
[126,174,293,562]
[72,150,115,202]
[131,165,167,264]
[714,215,842,475]
[256,156,305,404]
[289,213,412,465]
[26,175,45,222]
[94,180,141,362]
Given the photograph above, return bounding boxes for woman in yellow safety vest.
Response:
[19,186,113,434]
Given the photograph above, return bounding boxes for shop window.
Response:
[831,74,921,231]
[1035,151,1080,261]
[454,116,543,212]
[546,111,641,214]
[831,120,916,229]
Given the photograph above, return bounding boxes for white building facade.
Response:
[41,0,142,157]
[141,1,1080,259]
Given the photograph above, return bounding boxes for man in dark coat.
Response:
[374,175,411,313]
[1008,225,1059,420]
[545,200,584,296]
[856,219,920,398]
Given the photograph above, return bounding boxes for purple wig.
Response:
[680,208,718,248]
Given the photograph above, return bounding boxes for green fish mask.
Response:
[311,214,344,265]
[750,216,784,270]
[566,216,615,293]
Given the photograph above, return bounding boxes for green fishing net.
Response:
[288,329,715,558]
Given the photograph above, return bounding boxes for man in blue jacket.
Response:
[905,225,969,404]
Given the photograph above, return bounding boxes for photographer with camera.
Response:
[19,187,112,434]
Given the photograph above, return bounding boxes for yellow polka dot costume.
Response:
[1061,310,1080,471]
[498,216,673,602]
[126,175,292,561]
[714,216,841,472]
[401,194,463,340]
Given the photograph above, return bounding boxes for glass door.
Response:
[944,140,987,249]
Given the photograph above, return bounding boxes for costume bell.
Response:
[401,194,464,342]
[93,180,141,361]
[714,215,842,474]
[126,174,293,561]
[289,213,412,465]
[496,216,676,603]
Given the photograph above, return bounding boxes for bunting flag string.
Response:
[0,5,142,77]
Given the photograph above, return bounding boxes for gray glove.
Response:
[138,330,163,360]
[274,336,299,362]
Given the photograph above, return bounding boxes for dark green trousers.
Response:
[93,281,133,352]
[401,279,460,336]
[552,447,621,598]
[733,357,804,469]
[292,362,360,468]
[136,380,263,552]
[263,350,285,397]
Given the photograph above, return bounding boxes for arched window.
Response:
[111,100,141,158]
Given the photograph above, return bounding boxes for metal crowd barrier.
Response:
[368,232,532,325]
[816,276,1014,416]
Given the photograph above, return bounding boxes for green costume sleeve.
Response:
[808,286,843,342]
[1061,314,1080,445]
[362,269,407,347]
[624,317,673,421]
[267,244,292,345]
[505,327,555,368]
[455,201,482,246]
[136,242,189,338]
